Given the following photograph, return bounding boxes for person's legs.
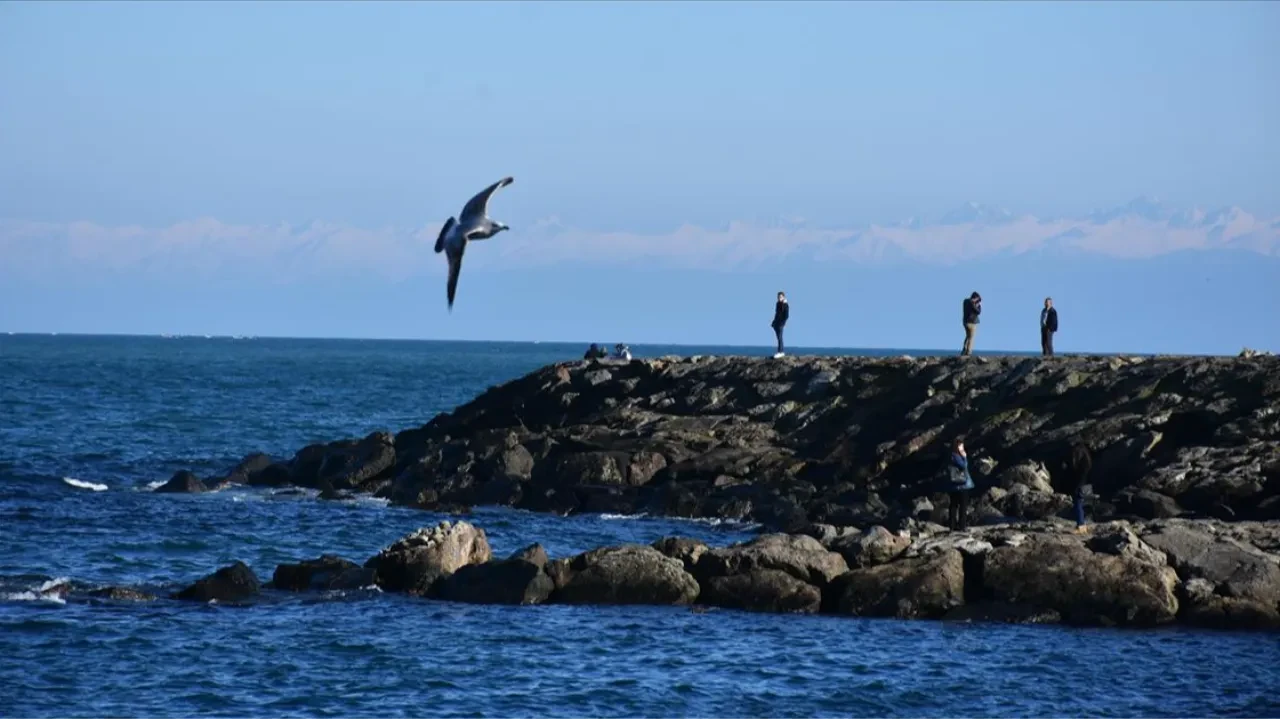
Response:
[962,324,975,355]
[1074,486,1086,527]
[773,326,784,355]
[1041,327,1050,356]
[958,490,969,530]
[1047,330,1054,357]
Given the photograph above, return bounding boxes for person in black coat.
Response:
[1065,442,1092,532]
[1040,297,1059,357]
[961,292,982,356]
[771,291,789,358]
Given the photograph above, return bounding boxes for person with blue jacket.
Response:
[948,437,975,531]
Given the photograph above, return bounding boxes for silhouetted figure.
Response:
[947,437,975,531]
[1066,442,1093,532]
[961,292,982,356]
[1041,298,1059,357]
[771,291,789,358]
[583,343,607,360]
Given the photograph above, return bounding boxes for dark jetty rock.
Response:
[88,586,157,602]
[221,354,1280,528]
[174,561,261,602]
[280,519,1280,631]
[154,470,207,494]
[272,555,374,592]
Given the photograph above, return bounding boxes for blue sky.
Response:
[1,1,1278,353]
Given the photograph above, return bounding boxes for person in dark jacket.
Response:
[1065,442,1092,532]
[947,437,976,531]
[1040,297,1059,357]
[771,291,789,358]
[961,292,982,356]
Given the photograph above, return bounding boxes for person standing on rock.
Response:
[1066,442,1092,533]
[961,292,982,356]
[1040,298,1059,357]
[771,291,790,359]
[947,437,975,530]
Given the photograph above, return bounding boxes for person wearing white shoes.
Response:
[771,291,789,358]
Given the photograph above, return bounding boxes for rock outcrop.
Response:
[363,521,492,595]
[272,555,375,592]
[173,561,261,602]
[175,354,1280,530]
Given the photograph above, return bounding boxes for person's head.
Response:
[970,292,981,301]
[1044,297,1053,308]
[777,291,786,302]
[952,436,966,454]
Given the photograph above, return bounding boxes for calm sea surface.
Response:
[1,335,1276,718]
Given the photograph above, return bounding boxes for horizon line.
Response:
[0,330,1234,359]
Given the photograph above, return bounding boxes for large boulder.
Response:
[833,550,965,619]
[980,535,1179,627]
[273,555,375,592]
[695,534,848,587]
[699,569,823,613]
[549,545,699,605]
[1141,524,1280,627]
[436,545,554,605]
[174,561,261,602]
[364,521,492,595]
[692,533,846,613]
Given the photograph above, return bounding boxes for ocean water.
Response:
[1,334,1277,718]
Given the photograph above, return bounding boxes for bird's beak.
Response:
[501,225,511,232]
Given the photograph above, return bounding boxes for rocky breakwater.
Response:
[157,519,1280,631]
[181,353,1280,530]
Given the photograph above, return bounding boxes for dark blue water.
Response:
[1,335,1277,718]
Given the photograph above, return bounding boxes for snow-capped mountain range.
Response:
[1,197,1276,279]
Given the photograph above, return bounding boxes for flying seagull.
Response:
[433,176,515,310]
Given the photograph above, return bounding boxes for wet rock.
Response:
[980,535,1179,627]
[552,545,699,605]
[436,547,554,605]
[154,470,206,494]
[88,586,156,602]
[699,569,823,614]
[273,555,374,592]
[833,550,965,619]
[174,561,261,602]
[364,521,492,595]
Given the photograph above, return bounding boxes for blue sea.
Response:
[1,334,1277,718]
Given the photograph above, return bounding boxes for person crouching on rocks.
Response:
[771,291,789,358]
[948,437,975,531]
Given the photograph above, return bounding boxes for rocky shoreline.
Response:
[131,353,1280,630]
[41,518,1280,631]
[162,353,1280,530]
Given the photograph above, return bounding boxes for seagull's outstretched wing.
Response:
[434,217,456,254]
[459,176,514,224]
[446,244,466,311]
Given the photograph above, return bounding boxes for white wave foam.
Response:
[62,477,108,492]
[2,591,67,605]
[144,480,165,490]
[598,512,650,520]
[2,577,71,605]
[596,512,759,530]
[345,496,391,508]
[35,577,71,593]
